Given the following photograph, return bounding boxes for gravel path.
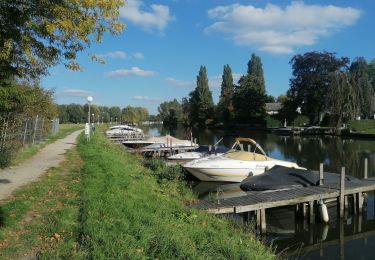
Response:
[0,130,82,201]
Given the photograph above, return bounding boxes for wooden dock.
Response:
[195,163,374,234]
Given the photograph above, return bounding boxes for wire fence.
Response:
[0,113,59,166]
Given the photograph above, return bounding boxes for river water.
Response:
[142,125,375,259]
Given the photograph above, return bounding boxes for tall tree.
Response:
[247,53,265,93]
[0,0,124,82]
[350,57,374,118]
[327,72,356,128]
[158,99,182,128]
[233,75,267,124]
[369,59,375,92]
[217,64,234,125]
[108,106,121,123]
[288,51,350,124]
[189,66,214,127]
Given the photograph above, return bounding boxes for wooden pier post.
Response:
[339,167,345,219]
[319,163,324,186]
[256,210,261,233]
[309,201,315,224]
[358,192,364,214]
[364,158,368,179]
[260,208,266,234]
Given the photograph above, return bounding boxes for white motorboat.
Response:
[183,137,303,182]
[167,145,229,161]
[105,124,143,137]
[123,135,197,149]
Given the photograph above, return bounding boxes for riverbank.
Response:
[0,129,274,258]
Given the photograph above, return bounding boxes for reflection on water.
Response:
[142,125,375,258]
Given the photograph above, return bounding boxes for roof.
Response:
[265,102,283,111]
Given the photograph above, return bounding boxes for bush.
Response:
[0,149,12,168]
[143,158,185,183]
[265,115,281,128]
[292,115,309,126]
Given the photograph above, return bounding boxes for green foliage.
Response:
[143,158,185,183]
[291,115,309,126]
[158,99,182,128]
[265,115,281,128]
[288,51,350,124]
[122,106,149,124]
[217,64,235,126]
[66,104,85,123]
[350,57,374,118]
[327,71,357,127]
[75,132,274,259]
[233,75,267,124]
[368,59,375,91]
[247,53,266,94]
[189,66,214,127]
[0,0,124,82]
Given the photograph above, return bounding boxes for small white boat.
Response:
[123,135,197,149]
[183,137,303,182]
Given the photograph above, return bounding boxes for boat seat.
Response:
[224,151,269,161]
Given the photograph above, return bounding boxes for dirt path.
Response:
[0,130,83,201]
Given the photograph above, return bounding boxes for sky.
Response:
[42,0,375,115]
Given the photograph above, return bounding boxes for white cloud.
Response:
[165,77,194,88]
[132,52,144,59]
[120,0,175,32]
[133,96,163,103]
[105,67,156,78]
[102,51,128,59]
[59,88,93,97]
[206,1,361,54]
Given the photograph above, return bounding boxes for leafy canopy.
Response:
[0,0,124,81]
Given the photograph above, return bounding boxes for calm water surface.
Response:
[142,125,375,259]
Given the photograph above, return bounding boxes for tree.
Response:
[350,57,374,118]
[369,59,375,92]
[247,53,265,93]
[189,66,214,127]
[216,64,234,125]
[58,105,69,124]
[265,95,275,103]
[233,75,267,124]
[327,72,356,128]
[122,106,149,124]
[288,51,350,124]
[109,106,121,123]
[66,104,85,123]
[0,0,124,82]
[158,99,182,128]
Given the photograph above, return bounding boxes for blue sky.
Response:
[42,0,375,115]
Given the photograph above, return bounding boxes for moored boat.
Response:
[183,137,303,182]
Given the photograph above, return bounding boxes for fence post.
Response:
[22,119,28,147]
[32,115,39,144]
[40,116,45,142]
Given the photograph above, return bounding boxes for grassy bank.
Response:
[0,129,274,258]
[12,124,83,165]
[348,120,375,134]
[0,148,84,259]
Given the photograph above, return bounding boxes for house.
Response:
[265,102,283,115]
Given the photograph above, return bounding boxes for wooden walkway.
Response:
[195,164,375,234]
[196,178,375,214]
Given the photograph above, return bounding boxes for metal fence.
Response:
[0,113,59,157]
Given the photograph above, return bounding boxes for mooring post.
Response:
[353,194,357,214]
[358,192,364,214]
[364,158,368,179]
[309,201,315,224]
[340,167,345,219]
[256,210,261,233]
[260,208,266,234]
[319,163,324,185]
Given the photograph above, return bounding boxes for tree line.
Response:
[58,104,149,125]
[158,52,375,129]
[158,54,275,129]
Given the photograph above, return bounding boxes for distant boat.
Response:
[123,135,197,150]
[183,137,302,182]
[105,124,143,137]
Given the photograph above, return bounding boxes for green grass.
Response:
[0,148,85,259]
[76,130,274,259]
[12,124,83,166]
[348,119,375,134]
[0,129,274,259]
